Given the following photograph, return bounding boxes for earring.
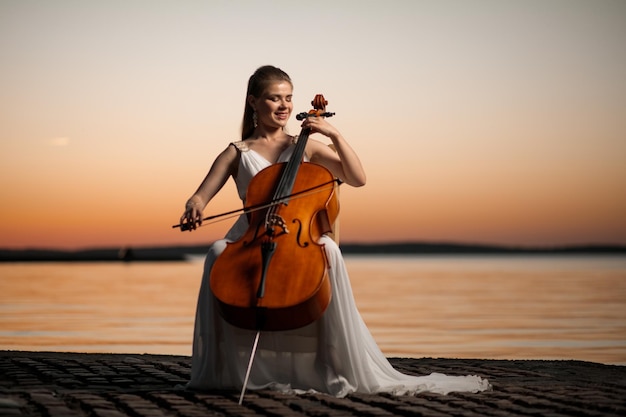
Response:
[253,111,258,128]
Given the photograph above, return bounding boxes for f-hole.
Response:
[292,219,309,248]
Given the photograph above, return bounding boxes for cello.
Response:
[209,94,339,332]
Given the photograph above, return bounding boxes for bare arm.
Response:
[180,144,239,230]
[302,117,366,187]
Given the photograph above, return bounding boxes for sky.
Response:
[1,0,625,250]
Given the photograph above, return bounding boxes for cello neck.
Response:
[271,126,311,203]
[272,94,331,203]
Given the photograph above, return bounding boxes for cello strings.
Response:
[265,129,311,228]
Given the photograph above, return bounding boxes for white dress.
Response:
[188,141,491,396]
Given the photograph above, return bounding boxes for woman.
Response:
[180,65,490,396]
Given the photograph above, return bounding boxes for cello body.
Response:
[210,161,339,331]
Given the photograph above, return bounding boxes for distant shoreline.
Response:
[1,242,625,262]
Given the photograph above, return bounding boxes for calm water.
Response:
[1,255,625,365]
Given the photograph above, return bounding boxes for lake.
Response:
[1,255,624,365]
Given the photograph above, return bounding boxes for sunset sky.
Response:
[1,0,625,250]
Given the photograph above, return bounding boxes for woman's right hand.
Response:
[180,199,203,231]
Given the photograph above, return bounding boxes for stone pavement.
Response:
[1,351,624,416]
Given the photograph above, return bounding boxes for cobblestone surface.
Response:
[1,351,625,416]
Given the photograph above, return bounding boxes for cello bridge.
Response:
[265,213,289,236]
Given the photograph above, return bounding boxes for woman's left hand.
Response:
[301,116,339,139]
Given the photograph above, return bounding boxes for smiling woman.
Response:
[176,65,489,400]
[241,67,294,143]
[249,84,292,131]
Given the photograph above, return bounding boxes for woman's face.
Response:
[251,81,293,130]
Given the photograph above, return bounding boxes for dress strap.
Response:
[231,140,249,152]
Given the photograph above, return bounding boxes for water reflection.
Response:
[1,255,625,364]
[346,255,626,364]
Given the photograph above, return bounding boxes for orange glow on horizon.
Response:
[1,1,625,250]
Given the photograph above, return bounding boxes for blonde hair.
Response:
[241,65,292,140]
